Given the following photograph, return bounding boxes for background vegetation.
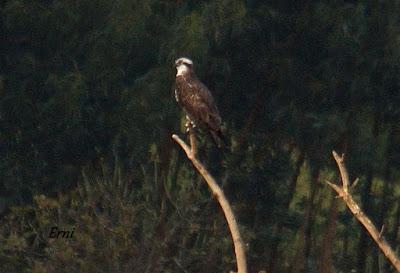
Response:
[0,0,399,272]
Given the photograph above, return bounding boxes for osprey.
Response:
[174,57,225,147]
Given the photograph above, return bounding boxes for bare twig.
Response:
[327,150,400,272]
[172,134,248,273]
[173,257,189,273]
[351,177,360,189]
[332,151,350,192]
[379,225,385,239]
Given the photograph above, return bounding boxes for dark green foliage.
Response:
[0,157,237,273]
[0,0,400,272]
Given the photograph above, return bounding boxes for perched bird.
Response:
[174,57,225,147]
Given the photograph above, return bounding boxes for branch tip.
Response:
[325,179,334,184]
[172,134,192,156]
[326,180,343,196]
[379,225,385,238]
[332,150,345,163]
[351,177,360,189]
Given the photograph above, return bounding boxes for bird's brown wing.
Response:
[185,80,222,132]
[175,76,225,146]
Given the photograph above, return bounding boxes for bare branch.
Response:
[351,177,360,189]
[172,134,192,157]
[379,225,385,239]
[172,134,248,273]
[325,180,344,197]
[328,150,400,272]
[332,151,350,192]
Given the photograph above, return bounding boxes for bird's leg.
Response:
[185,115,196,133]
[185,115,191,133]
[184,115,197,156]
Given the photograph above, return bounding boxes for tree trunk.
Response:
[341,223,350,270]
[290,165,320,273]
[304,167,320,263]
[236,86,267,151]
[384,200,400,272]
[356,171,374,273]
[317,194,339,273]
[267,150,305,273]
[374,161,392,272]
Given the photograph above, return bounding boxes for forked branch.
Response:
[172,133,248,273]
[327,150,400,272]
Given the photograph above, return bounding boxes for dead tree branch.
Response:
[327,150,400,272]
[172,133,248,273]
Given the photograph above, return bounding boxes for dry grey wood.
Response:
[172,133,248,273]
[327,150,400,272]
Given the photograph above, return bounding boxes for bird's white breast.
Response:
[174,89,179,102]
[176,64,189,76]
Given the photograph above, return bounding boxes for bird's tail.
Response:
[211,129,228,148]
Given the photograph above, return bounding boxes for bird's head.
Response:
[175,57,193,76]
